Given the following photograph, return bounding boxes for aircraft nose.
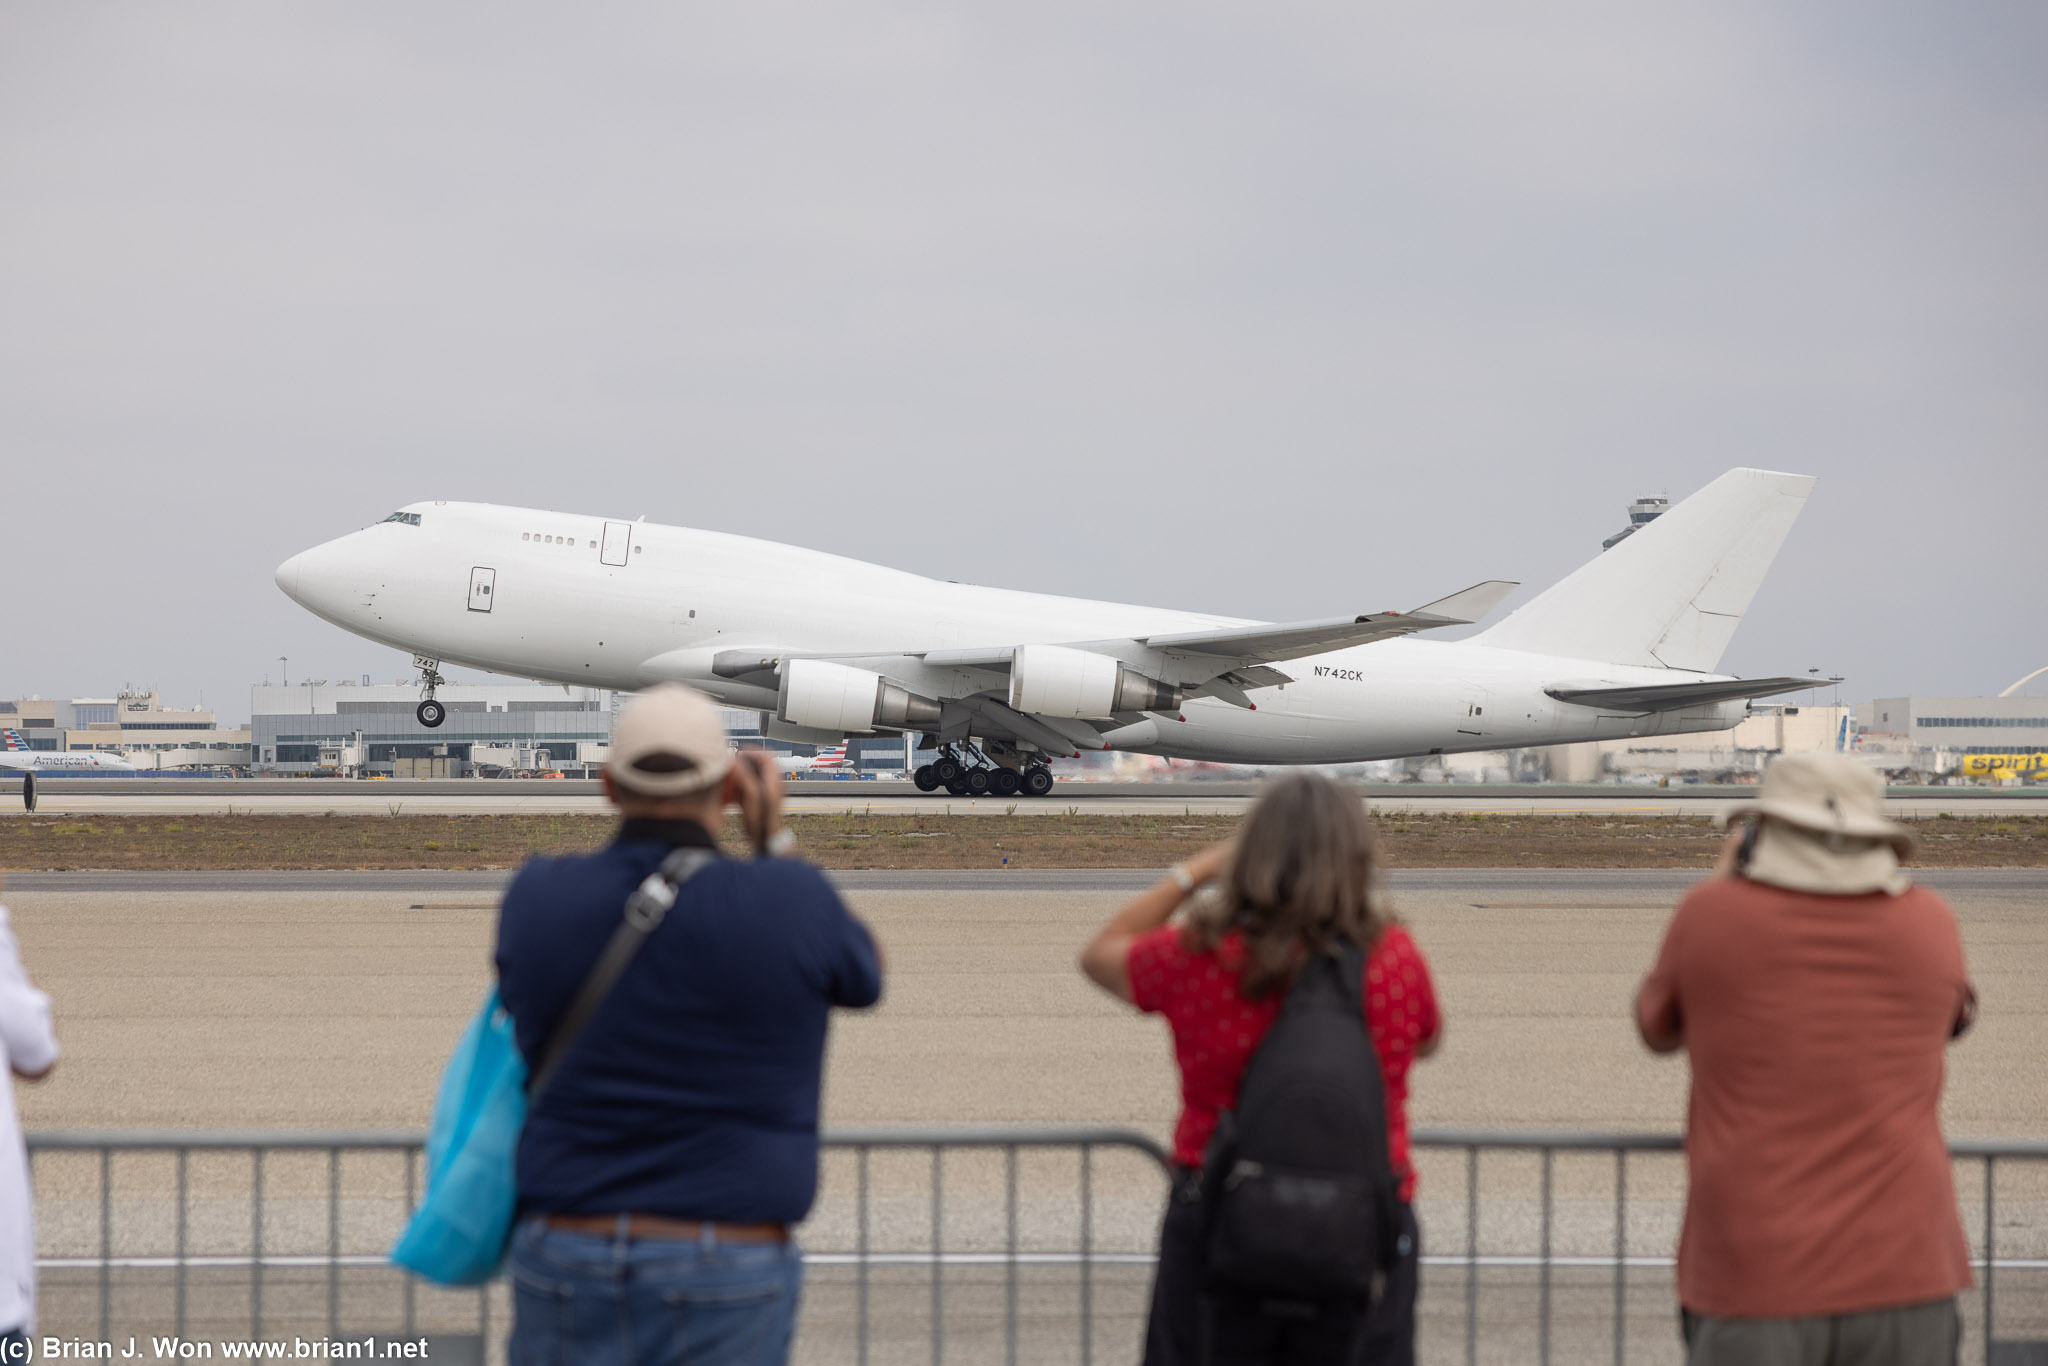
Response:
[274,536,368,622]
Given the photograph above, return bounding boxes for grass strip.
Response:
[0,812,2043,871]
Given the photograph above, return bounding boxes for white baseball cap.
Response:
[606,683,734,797]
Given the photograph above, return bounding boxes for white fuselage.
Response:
[276,501,1746,764]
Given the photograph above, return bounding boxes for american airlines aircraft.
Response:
[275,468,1826,797]
[774,744,856,777]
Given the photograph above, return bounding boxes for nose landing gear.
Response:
[412,656,448,728]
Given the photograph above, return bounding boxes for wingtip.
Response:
[1410,579,1520,624]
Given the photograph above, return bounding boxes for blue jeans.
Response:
[509,1217,804,1366]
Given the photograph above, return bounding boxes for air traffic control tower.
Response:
[1602,494,1670,550]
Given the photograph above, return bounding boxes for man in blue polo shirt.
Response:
[497,684,883,1366]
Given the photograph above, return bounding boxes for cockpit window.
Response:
[382,512,422,526]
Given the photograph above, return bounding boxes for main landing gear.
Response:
[413,655,448,728]
[913,745,1056,798]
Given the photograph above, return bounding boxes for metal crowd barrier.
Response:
[24,1127,1175,1366]
[1412,1129,2048,1366]
[28,1131,453,1352]
[25,1127,2048,1365]
[814,1126,1173,1365]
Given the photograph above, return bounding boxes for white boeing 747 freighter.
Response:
[276,468,1825,796]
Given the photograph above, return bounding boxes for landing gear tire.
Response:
[1022,767,1054,797]
[913,764,940,792]
[991,768,1021,797]
[416,699,447,728]
[933,756,963,784]
[944,774,970,797]
[965,768,992,796]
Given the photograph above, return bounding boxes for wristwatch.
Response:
[764,829,798,859]
[1168,863,1196,894]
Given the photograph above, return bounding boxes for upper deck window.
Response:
[381,512,422,526]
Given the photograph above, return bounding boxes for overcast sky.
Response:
[4,4,2044,723]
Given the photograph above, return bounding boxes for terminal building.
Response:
[249,683,915,777]
[251,682,617,776]
[1855,693,2048,767]
[0,691,251,768]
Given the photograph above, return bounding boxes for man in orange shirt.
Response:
[1637,754,1976,1366]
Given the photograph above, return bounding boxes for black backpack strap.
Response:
[526,846,714,1102]
[1339,939,1409,1239]
[1334,942,1367,1015]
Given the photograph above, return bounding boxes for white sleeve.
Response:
[0,907,56,1077]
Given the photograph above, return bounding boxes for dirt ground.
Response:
[1,810,2044,869]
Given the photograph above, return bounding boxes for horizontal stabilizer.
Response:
[1547,675,1838,713]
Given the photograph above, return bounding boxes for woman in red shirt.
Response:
[1081,773,1441,1366]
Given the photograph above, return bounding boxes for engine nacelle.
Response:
[1008,644,1183,718]
[778,658,943,734]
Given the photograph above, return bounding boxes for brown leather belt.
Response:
[543,1213,790,1244]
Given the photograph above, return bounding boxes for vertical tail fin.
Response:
[0,729,25,751]
[1476,468,1815,672]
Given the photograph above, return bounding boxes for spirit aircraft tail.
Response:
[1475,467,1815,672]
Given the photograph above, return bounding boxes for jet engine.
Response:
[1008,644,1182,718]
[777,658,943,734]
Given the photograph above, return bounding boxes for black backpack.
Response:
[1200,944,1403,1306]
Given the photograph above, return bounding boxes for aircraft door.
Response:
[601,522,632,566]
[468,567,496,613]
[1456,686,1493,738]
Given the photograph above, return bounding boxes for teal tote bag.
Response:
[390,987,528,1285]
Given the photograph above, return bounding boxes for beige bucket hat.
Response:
[606,683,734,797]
[1720,753,1912,896]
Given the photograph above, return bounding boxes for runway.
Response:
[6,866,2040,1134]
[9,867,2045,1360]
[7,777,2044,817]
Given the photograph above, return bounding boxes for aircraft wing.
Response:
[1546,675,1836,712]
[684,581,1519,756]
[919,580,1518,683]
[1137,581,1518,666]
